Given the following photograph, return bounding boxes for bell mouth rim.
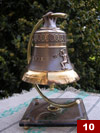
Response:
[22,70,80,85]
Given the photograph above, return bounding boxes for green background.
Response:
[0,0,100,98]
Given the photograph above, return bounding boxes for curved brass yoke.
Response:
[35,84,80,108]
[27,18,43,64]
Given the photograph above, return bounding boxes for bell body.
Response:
[22,13,79,85]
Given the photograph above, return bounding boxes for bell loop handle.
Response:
[27,12,67,64]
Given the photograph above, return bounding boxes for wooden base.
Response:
[19,98,88,127]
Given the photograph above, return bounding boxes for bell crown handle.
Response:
[27,12,67,64]
[43,12,67,28]
[43,12,67,18]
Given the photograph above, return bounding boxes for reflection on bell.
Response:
[19,12,88,128]
[22,12,79,85]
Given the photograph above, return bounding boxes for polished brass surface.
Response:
[50,84,55,90]
[34,84,79,108]
[22,71,48,85]
[23,126,30,130]
[27,18,43,64]
[47,104,62,112]
[22,70,79,85]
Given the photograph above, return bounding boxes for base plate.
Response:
[19,98,88,127]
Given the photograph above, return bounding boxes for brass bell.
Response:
[20,12,88,128]
[22,12,79,85]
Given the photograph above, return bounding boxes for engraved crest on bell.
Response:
[60,48,68,70]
